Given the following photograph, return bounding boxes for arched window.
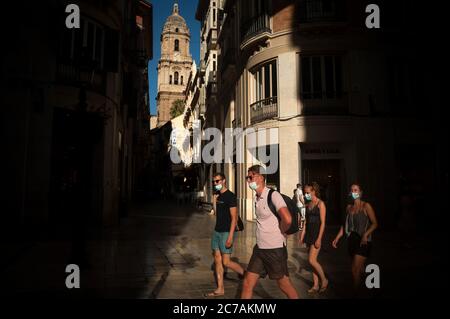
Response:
[181,76,184,85]
[175,28,179,33]
[174,39,179,51]
[169,75,172,84]
[174,72,179,85]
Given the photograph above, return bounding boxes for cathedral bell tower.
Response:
[156,2,193,125]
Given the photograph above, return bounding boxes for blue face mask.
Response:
[214,184,223,191]
[351,192,360,200]
[249,182,258,191]
[304,193,312,201]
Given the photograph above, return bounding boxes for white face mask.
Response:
[214,184,223,191]
[249,182,258,191]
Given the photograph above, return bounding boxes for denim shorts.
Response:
[211,231,234,254]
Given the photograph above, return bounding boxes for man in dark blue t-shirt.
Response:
[205,172,245,297]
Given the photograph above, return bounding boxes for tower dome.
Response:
[162,3,190,36]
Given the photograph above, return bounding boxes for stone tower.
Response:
[156,2,193,125]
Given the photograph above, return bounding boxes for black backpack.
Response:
[267,189,300,235]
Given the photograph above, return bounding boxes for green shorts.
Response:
[211,231,234,254]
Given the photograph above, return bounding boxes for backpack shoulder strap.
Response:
[267,189,280,220]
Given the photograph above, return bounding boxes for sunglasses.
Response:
[212,179,222,184]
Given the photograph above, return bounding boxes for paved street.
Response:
[1,199,446,298]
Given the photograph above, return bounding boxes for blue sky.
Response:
[148,0,200,115]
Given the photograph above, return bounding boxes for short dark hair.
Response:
[248,165,266,181]
[350,182,364,196]
[296,183,301,188]
[214,172,226,180]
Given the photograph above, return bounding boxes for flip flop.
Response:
[308,287,320,294]
[319,282,329,293]
[204,291,225,298]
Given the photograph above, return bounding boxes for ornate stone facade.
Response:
[156,3,193,125]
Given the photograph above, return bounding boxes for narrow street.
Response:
[2,199,443,299]
[1,0,446,304]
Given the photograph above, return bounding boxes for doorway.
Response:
[302,159,342,225]
[49,108,104,228]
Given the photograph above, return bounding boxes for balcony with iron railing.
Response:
[56,62,106,94]
[206,28,218,51]
[208,71,217,82]
[240,13,271,47]
[250,96,278,124]
[200,60,207,73]
[301,91,349,115]
[206,71,218,95]
[298,0,346,23]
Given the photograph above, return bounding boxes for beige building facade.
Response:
[196,0,440,228]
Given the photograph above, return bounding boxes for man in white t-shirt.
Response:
[241,165,299,299]
[295,183,306,231]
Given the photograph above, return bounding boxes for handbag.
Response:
[235,216,244,232]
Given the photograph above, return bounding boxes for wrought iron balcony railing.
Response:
[56,62,106,94]
[298,0,346,23]
[241,13,271,43]
[250,96,278,124]
[301,91,348,115]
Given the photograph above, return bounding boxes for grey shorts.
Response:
[246,245,289,280]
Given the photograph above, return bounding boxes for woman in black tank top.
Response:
[299,182,328,294]
[332,183,378,293]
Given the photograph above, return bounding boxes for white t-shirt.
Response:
[295,188,304,208]
[255,187,287,249]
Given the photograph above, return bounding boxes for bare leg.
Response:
[308,246,328,289]
[312,272,320,289]
[211,250,224,294]
[222,254,244,276]
[241,271,259,299]
[277,275,299,299]
[352,254,366,293]
[307,247,319,291]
